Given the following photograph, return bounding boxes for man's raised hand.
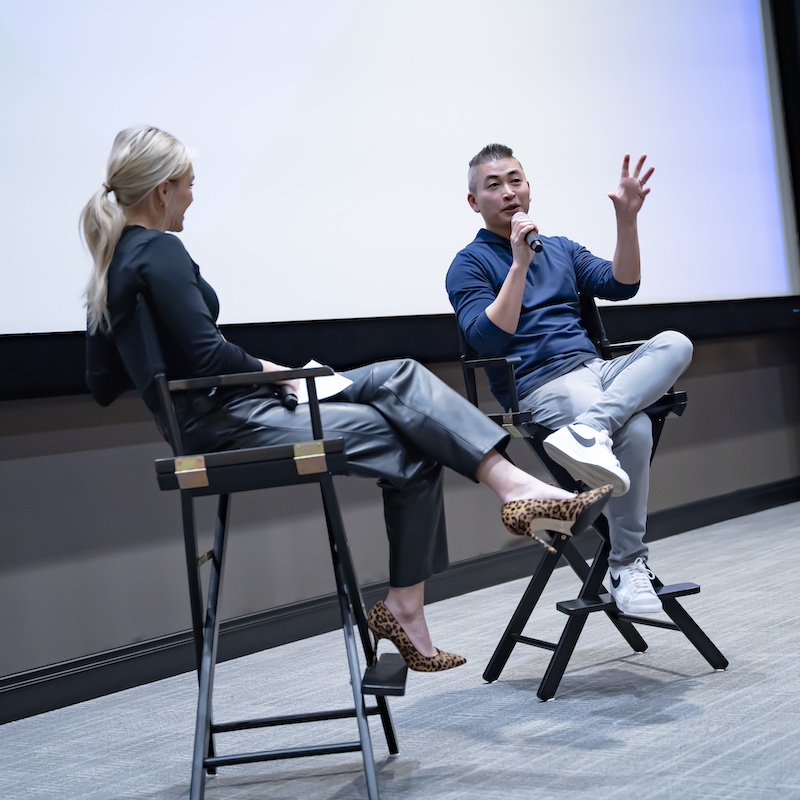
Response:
[608,153,653,219]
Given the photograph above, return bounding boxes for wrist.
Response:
[615,214,639,231]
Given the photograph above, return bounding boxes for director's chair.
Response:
[120,294,407,798]
[459,294,728,700]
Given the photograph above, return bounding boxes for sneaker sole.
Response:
[542,441,630,497]
[612,599,663,614]
[609,585,662,614]
[570,487,612,537]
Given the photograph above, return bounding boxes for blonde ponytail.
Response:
[81,186,127,333]
[81,126,192,333]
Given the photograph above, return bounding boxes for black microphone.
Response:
[511,211,543,253]
[280,391,298,410]
[277,385,298,410]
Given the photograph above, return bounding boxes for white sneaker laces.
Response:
[595,429,612,449]
[594,429,623,467]
[626,557,655,594]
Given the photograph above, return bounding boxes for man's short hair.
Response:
[468,143,519,193]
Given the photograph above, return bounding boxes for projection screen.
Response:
[1,0,797,336]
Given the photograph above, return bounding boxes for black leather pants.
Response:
[176,359,508,587]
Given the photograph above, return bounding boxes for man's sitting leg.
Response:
[609,557,661,614]
[541,331,692,498]
[521,356,678,613]
[542,422,630,496]
[601,412,661,614]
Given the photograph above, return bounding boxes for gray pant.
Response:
[176,359,508,587]
[519,331,693,570]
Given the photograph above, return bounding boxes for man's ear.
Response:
[467,192,481,213]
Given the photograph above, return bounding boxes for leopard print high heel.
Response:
[367,601,466,672]
[501,484,613,550]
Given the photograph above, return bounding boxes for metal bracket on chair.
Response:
[174,456,209,489]
[293,441,328,475]
[500,414,527,438]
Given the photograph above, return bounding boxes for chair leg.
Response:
[180,492,217,774]
[321,476,397,667]
[189,493,231,800]
[180,492,205,666]
[176,480,399,800]
[332,556,381,800]
[483,546,562,683]
[319,476,395,796]
[537,533,643,700]
[320,483,375,659]
[537,615,590,701]
[658,594,729,670]
[484,522,651,698]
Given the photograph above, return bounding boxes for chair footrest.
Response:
[556,582,701,616]
[362,654,408,696]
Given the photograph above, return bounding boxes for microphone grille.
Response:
[511,211,527,222]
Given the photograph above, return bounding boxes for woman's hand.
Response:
[277,378,302,398]
[259,359,302,397]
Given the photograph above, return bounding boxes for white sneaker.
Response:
[542,423,630,497]
[609,557,662,614]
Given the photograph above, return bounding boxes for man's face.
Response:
[467,157,530,237]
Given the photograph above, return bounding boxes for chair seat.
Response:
[643,390,687,419]
[487,392,687,442]
[155,438,348,495]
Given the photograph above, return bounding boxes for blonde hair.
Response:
[81,125,192,333]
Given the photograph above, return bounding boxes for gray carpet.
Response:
[2,502,798,800]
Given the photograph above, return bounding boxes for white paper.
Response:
[294,359,352,404]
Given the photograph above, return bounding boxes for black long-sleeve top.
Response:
[86,225,262,410]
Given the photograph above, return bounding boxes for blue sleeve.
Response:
[140,234,263,376]
[446,250,515,356]
[567,238,639,300]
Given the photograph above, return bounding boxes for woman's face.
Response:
[164,168,194,232]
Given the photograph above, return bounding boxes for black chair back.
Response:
[104,294,167,417]
[578,293,613,358]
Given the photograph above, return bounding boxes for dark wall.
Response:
[1,332,799,682]
[3,297,799,401]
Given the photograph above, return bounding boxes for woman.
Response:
[82,126,611,672]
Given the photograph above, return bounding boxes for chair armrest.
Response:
[460,354,522,411]
[462,353,532,436]
[607,340,647,357]
[462,355,522,371]
[162,367,336,448]
[167,366,334,392]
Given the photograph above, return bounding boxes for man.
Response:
[446,143,692,614]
